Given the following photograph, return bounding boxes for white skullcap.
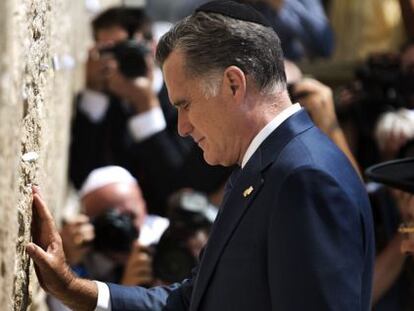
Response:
[79,166,137,198]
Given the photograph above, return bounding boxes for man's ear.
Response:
[223,66,246,99]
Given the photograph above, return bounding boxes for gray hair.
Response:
[156,12,286,97]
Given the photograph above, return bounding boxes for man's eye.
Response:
[182,103,190,111]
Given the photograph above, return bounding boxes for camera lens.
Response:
[92,208,139,253]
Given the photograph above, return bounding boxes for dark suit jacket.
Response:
[69,89,230,215]
[107,109,375,310]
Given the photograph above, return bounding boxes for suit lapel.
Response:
[190,149,264,311]
[189,110,315,311]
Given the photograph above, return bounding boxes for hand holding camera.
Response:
[61,207,139,266]
[121,241,154,286]
[86,47,113,92]
[290,78,338,134]
[105,65,159,114]
[86,40,160,114]
[60,214,95,266]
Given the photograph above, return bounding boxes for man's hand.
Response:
[87,43,160,114]
[105,63,160,114]
[86,47,113,92]
[121,242,154,286]
[26,187,98,311]
[292,78,361,175]
[61,214,94,266]
[27,187,75,296]
[292,78,338,134]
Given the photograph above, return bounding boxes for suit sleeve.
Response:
[107,283,182,311]
[108,267,197,311]
[268,167,367,310]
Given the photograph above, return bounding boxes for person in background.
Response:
[48,166,169,310]
[367,110,414,310]
[147,0,335,62]
[153,190,216,285]
[329,0,414,62]
[400,191,414,255]
[62,166,169,285]
[69,7,231,215]
[238,0,334,61]
[364,152,414,310]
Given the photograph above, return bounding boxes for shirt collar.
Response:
[241,103,302,168]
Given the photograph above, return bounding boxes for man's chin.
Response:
[202,152,220,166]
[202,152,233,167]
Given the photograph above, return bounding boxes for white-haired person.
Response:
[60,166,169,286]
[47,166,169,311]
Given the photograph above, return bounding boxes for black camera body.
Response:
[92,208,139,254]
[152,228,197,283]
[99,40,150,79]
[338,53,414,169]
[153,191,216,283]
[355,54,412,113]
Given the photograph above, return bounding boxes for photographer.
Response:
[69,7,169,212]
[153,190,216,285]
[48,166,168,310]
[61,166,168,284]
[69,7,231,215]
[336,43,414,169]
[365,155,414,310]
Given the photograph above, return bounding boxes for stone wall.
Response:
[0,1,120,310]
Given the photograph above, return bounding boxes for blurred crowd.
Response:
[47,1,414,310]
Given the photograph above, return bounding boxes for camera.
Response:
[167,190,218,230]
[153,191,217,283]
[337,53,414,169]
[92,208,139,254]
[352,54,414,114]
[99,40,150,79]
[152,228,198,283]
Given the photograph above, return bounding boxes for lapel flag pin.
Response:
[243,186,254,198]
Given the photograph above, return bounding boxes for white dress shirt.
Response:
[79,87,167,143]
[241,103,302,168]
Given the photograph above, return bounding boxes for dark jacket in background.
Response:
[69,88,230,215]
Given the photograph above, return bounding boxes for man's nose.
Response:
[177,111,193,137]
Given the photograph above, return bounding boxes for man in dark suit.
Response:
[27,1,374,310]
